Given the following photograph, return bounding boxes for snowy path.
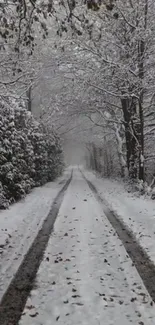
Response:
[0,170,70,302]
[84,171,155,264]
[19,169,155,325]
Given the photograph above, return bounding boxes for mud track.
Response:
[0,173,72,325]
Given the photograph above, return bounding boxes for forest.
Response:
[1,0,155,207]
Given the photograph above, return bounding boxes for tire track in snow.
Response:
[82,171,155,303]
[0,172,72,325]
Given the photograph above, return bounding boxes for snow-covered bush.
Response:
[133,177,155,199]
[0,99,64,209]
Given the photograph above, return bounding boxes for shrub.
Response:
[0,98,64,209]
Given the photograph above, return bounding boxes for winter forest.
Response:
[1,0,155,208]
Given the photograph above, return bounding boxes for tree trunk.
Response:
[138,100,144,180]
[137,38,145,180]
[114,123,128,177]
[26,86,32,112]
[121,96,140,179]
[121,97,131,171]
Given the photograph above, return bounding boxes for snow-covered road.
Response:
[84,171,155,265]
[19,169,155,325]
[0,170,71,302]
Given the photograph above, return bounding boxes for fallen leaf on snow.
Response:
[30,312,39,318]
[73,302,84,306]
[64,299,69,304]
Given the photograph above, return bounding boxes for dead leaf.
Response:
[27,305,35,310]
[119,301,124,305]
[30,312,38,318]
[64,299,69,304]
[131,297,137,302]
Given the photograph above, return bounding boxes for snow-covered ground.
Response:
[19,169,155,325]
[0,170,70,302]
[84,170,155,264]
